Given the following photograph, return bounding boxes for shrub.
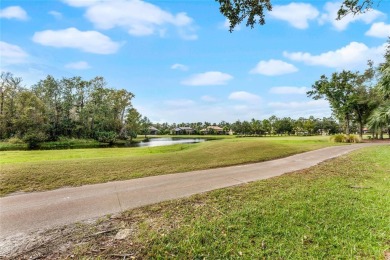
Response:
[330,134,345,143]
[348,134,362,143]
[8,137,24,144]
[330,134,361,143]
[95,131,117,145]
[23,131,48,149]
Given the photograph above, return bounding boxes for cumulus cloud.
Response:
[63,0,198,40]
[0,6,28,20]
[171,63,188,71]
[181,71,233,86]
[201,95,217,102]
[249,59,298,76]
[265,99,331,118]
[318,1,384,31]
[49,11,63,19]
[366,22,390,38]
[0,41,29,65]
[269,86,308,95]
[270,3,319,29]
[32,27,121,54]
[268,99,328,109]
[62,0,100,7]
[65,61,91,70]
[228,91,261,103]
[284,41,386,69]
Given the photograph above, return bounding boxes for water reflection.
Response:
[129,138,206,147]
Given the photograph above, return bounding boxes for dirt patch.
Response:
[0,216,113,259]
[362,139,390,144]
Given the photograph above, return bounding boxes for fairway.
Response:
[7,145,389,259]
[0,136,339,196]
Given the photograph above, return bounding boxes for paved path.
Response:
[0,143,385,240]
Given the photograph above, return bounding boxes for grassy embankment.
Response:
[17,145,390,259]
[0,136,339,196]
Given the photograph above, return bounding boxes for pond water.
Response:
[128,138,206,147]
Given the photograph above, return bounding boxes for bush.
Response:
[348,134,362,143]
[23,131,48,149]
[330,134,345,143]
[95,131,117,145]
[8,137,24,144]
[330,134,361,143]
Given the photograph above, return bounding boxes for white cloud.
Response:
[62,0,101,7]
[0,6,28,20]
[164,99,195,107]
[366,22,390,38]
[318,1,384,31]
[49,11,63,19]
[270,3,319,29]
[64,0,198,40]
[264,99,331,118]
[0,41,29,65]
[201,95,217,102]
[181,71,233,86]
[269,86,308,95]
[249,59,298,76]
[228,91,261,103]
[171,63,188,71]
[65,61,91,70]
[284,41,386,69]
[268,99,328,109]
[32,27,121,54]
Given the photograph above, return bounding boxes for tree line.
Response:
[0,73,151,146]
[153,116,341,136]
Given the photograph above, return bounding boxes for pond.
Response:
[0,137,208,151]
[128,138,206,147]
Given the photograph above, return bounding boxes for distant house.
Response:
[200,126,225,135]
[148,126,159,135]
[171,127,194,135]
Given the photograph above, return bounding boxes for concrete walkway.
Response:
[0,143,385,240]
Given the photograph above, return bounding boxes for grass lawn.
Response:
[16,145,390,259]
[0,136,339,196]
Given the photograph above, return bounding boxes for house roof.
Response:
[178,127,193,130]
[149,126,159,131]
[207,126,223,131]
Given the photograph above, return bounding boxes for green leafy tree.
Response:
[33,75,63,140]
[0,72,23,139]
[367,40,390,138]
[262,119,271,136]
[218,0,378,32]
[140,116,152,138]
[125,108,142,142]
[308,71,359,135]
[250,118,263,135]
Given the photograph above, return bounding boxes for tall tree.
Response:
[33,75,63,140]
[125,108,141,142]
[367,39,390,138]
[0,72,23,138]
[308,71,359,135]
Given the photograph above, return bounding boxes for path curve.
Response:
[0,143,386,241]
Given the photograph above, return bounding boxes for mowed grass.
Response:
[0,136,338,196]
[63,145,389,259]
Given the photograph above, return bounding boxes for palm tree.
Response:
[367,102,390,139]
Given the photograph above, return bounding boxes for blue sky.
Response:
[1,0,389,123]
